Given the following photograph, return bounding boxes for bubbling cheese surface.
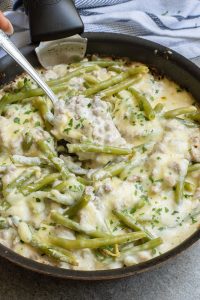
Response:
[0,56,199,271]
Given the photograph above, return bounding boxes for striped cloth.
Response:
[1,0,200,65]
[0,0,13,11]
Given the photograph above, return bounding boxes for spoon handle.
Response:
[0,30,57,104]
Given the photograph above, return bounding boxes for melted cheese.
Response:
[0,57,199,271]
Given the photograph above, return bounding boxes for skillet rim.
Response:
[0,32,200,280]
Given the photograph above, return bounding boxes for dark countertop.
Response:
[0,240,199,300]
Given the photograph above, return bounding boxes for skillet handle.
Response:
[24,0,84,43]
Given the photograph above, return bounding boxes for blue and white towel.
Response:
[1,0,200,65]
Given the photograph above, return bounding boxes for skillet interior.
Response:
[0,32,200,280]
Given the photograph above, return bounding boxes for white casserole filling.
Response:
[0,56,199,270]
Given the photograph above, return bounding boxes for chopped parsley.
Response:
[34,121,41,127]
[14,117,20,124]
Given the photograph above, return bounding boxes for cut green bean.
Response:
[71,60,124,68]
[130,199,146,214]
[188,163,200,173]
[50,231,146,250]
[113,210,153,240]
[48,65,97,87]
[83,74,99,85]
[32,97,54,130]
[77,177,93,186]
[175,117,199,128]
[22,132,33,152]
[31,237,78,266]
[37,140,71,179]
[4,169,36,195]
[129,87,155,120]
[17,221,77,264]
[11,155,46,167]
[21,173,60,195]
[91,161,128,181]
[154,103,164,113]
[108,66,123,73]
[52,178,84,194]
[84,66,148,97]
[0,84,68,113]
[51,211,110,238]
[100,77,141,98]
[62,159,87,176]
[53,181,71,192]
[0,200,10,211]
[122,237,163,255]
[67,143,133,155]
[119,159,144,180]
[175,175,186,204]
[184,181,196,193]
[187,112,200,123]
[65,192,91,218]
[163,106,197,118]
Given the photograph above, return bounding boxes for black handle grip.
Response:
[25,0,84,43]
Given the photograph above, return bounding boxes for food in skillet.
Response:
[0,56,199,270]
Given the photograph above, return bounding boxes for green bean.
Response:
[21,173,60,195]
[36,140,56,159]
[0,217,9,229]
[184,181,196,193]
[183,206,200,224]
[108,66,123,73]
[52,180,84,199]
[0,84,68,113]
[51,211,110,238]
[119,159,144,180]
[31,237,78,266]
[48,65,97,87]
[0,200,10,211]
[112,210,153,240]
[175,173,186,204]
[11,155,47,166]
[175,117,199,128]
[37,140,71,179]
[62,159,87,176]
[71,60,124,68]
[129,87,155,120]
[50,231,146,250]
[91,161,128,181]
[122,237,163,255]
[22,132,33,152]
[163,106,197,118]
[65,192,91,218]
[188,163,200,173]
[77,177,93,186]
[4,169,36,195]
[84,66,148,97]
[187,112,200,123]
[83,74,99,85]
[53,181,71,192]
[67,143,133,155]
[130,199,146,214]
[30,190,74,206]
[154,103,164,113]
[100,77,141,98]
[32,97,54,130]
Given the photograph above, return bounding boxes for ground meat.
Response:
[190,136,200,162]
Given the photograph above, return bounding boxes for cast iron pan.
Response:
[0,32,200,280]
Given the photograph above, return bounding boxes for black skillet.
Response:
[0,1,200,281]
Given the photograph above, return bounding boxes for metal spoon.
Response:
[0,29,57,104]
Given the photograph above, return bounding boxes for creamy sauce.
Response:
[0,57,199,270]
